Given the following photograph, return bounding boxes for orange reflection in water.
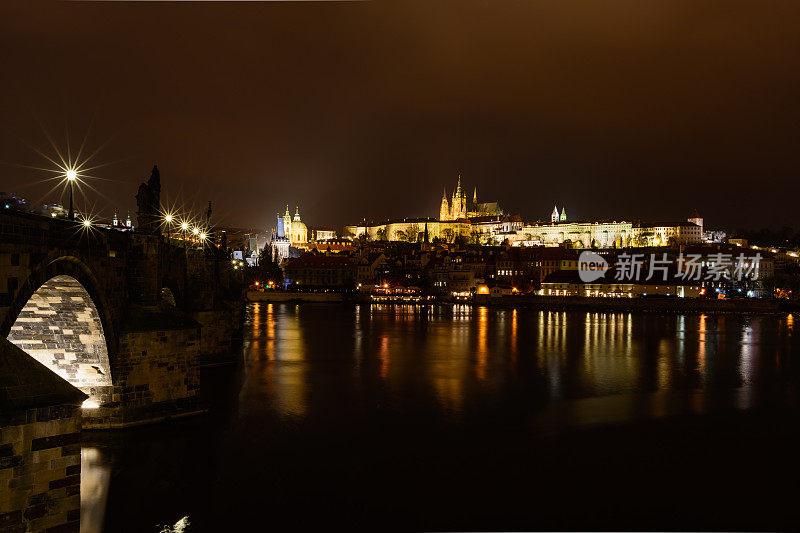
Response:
[697,314,707,377]
[265,303,276,361]
[475,306,488,381]
[510,308,518,366]
[241,304,791,424]
[379,334,390,379]
[426,310,469,414]
[244,303,308,419]
[579,312,639,396]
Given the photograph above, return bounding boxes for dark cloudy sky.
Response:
[1,0,799,233]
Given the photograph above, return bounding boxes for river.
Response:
[81,304,800,531]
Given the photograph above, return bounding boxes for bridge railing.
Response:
[0,211,126,248]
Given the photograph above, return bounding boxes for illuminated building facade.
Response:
[540,270,703,298]
[517,219,701,248]
[347,204,701,248]
[282,205,308,246]
[345,218,472,243]
[314,229,337,241]
[439,175,503,221]
[345,182,703,248]
[519,219,635,248]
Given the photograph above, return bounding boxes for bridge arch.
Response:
[2,256,117,404]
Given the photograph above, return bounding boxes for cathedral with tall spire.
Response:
[439,174,503,221]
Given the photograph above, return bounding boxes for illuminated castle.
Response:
[439,175,503,221]
[344,175,705,248]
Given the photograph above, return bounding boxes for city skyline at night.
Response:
[2,0,800,231]
[3,2,800,532]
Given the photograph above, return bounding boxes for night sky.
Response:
[1,0,799,233]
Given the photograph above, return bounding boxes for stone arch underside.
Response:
[6,274,112,395]
[161,286,177,306]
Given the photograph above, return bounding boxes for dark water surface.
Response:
[82,304,800,531]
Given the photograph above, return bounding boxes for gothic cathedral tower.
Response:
[451,175,467,219]
[440,189,450,221]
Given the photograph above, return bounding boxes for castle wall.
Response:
[522,222,634,248]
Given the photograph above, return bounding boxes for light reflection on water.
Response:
[241,302,308,418]
[81,305,800,531]
[239,304,798,422]
[80,447,110,533]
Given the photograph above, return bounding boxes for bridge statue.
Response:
[136,165,162,233]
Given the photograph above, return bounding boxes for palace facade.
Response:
[518,219,701,248]
[345,218,472,243]
[343,176,704,248]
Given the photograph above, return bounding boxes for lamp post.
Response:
[66,169,77,220]
[181,221,189,249]
[164,214,173,242]
[200,232,207,265]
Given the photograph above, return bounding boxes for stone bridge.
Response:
[0,210,242,428]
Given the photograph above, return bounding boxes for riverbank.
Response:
[475,294,787,313]
[247,290,344,303]
[247,290,792,314]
